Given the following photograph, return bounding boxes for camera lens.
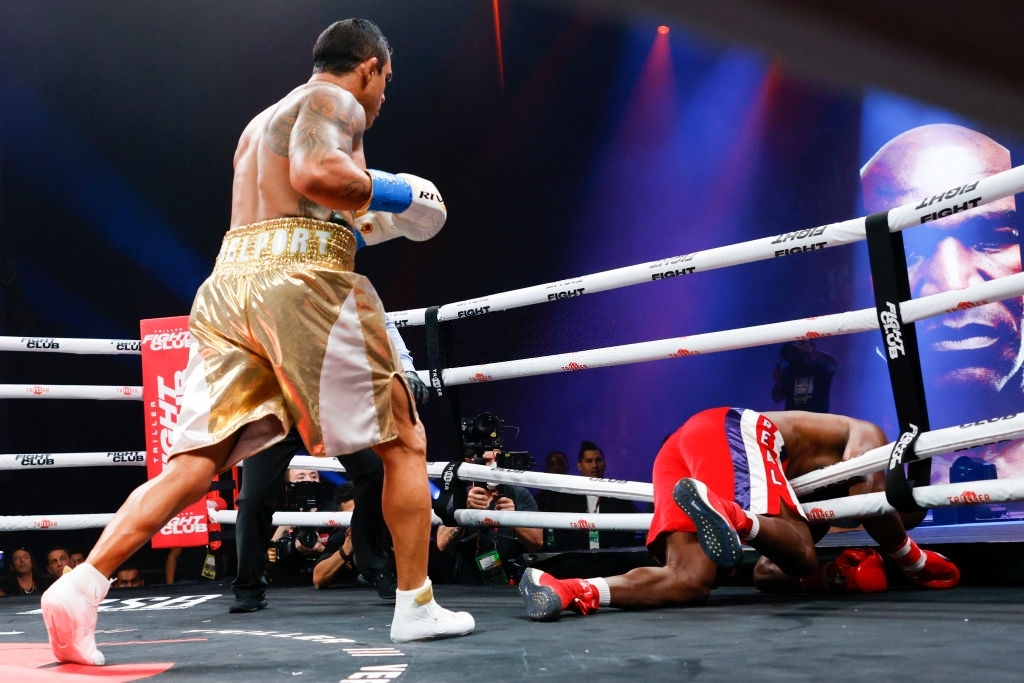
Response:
[294,528,319,549]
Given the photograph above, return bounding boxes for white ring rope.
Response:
[445,509,652,531]
[2,175,1020,414]
[0,451,146,470]
[788,413,1024,496]
[801,478,1024,523]
[281,456,654,501]
[211,510,354,528]
[389,164,1024,327]
[6,473,1024,534]
[0,336,140,355]
[0,384,142,400]
[4,415,1024,531]
[0,514,115,532]
[422,460,653,502]
[425,271,1024,387]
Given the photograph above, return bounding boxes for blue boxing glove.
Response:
[362,170,446,243]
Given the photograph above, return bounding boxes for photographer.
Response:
[311,483,360,589]
[436,416,543,585]
[266,469,331,585]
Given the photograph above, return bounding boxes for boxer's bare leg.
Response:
[374,376,474,643]
[607,532,721,607]
[608,507,815,606]
[87,444,229,575]
[372,376,430,591]
[42,440,232,665]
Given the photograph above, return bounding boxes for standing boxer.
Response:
[41,18,472,665]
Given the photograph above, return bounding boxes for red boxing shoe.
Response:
[519,568,600,621]
[827,548,888,593]
[905,550,961,590]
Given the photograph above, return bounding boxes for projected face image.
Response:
[861,123,1023,395]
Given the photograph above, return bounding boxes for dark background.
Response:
[2,1,1023,567]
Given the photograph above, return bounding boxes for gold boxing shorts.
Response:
[167,217,413,469]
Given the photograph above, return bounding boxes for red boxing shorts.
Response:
[646,407,804,563]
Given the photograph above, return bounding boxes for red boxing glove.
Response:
[828,548,888,593]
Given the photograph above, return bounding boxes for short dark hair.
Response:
[312,18,392,75]
[577,440,602,462]
[335,482,355,505]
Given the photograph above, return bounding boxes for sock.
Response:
[741,512,760,541]
[887,538,925,572]
[396,578,433,605]
[590,577,611,606]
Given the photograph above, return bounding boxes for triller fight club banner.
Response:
[140,316,209,549]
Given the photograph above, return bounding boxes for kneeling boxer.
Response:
[520,408,959,621]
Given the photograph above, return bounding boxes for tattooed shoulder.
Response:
[264,106,296,157]
[306,86,363,152]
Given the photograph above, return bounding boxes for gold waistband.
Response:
[214,217,357,274]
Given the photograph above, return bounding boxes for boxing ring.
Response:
[4,163,1024,538]
[4,168,1024,680]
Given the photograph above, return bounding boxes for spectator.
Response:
[113,566,145,589]
[1,548,48,596]
[164,547,184,585]
[543,451,568,475]
[312,483,361,589]
[770,340,837,412]
[536,441,642,551]
[265,468,330,586]
[45,547,71,581]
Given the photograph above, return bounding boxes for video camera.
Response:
[273,479,324,562]
[461,411,532,468]
[460,412,533,497]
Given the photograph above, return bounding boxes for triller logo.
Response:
[807,507,835,521]
[569,519,597,530]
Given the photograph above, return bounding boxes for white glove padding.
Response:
[394,173,446,240]
[352,210,401,247]
[352,208,445,247]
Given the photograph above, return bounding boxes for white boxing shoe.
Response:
[390,578,474,643]
[41,562,110,665]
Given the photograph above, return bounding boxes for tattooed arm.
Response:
[286,83,371,213]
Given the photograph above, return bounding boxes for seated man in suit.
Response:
[535,441,642,551]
